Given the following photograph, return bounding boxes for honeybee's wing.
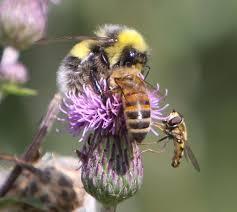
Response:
[36,36,115,45]
[144,81,168,105]
[184,143,200,172]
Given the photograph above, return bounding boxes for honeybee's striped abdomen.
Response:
[123,92,151,143]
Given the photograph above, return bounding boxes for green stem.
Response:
[0,92,4,104]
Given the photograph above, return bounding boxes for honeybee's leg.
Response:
[89,70,106,103]
[106,76,122,95]
[143,65,150,80]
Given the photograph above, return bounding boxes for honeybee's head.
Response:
[166,110,183,128]
[96,24,149,72]
[109,67,141,90]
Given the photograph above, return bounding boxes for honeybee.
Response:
[57,24,149,99]
[156,110,200,172]
[109,67,151,143]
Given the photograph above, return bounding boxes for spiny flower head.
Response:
[61,71,168,207]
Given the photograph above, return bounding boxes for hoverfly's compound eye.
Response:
[168,116,182,127]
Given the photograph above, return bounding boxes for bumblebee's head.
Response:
[96,24,149,71]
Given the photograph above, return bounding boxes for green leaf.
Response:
[0,197,45,210]
[1,83,37,96]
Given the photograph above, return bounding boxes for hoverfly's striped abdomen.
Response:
[171,140,185,168]
[123,91,151,143]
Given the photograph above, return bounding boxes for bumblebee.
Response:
[57,24,149,98]
[156,110,200,172]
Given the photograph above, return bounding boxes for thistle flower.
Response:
[0,0,56,49]
[61,79,168,208]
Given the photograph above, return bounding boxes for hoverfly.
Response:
[155,110,200,172]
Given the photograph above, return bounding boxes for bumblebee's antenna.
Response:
[35,36,115,45]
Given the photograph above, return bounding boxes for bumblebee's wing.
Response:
[36,36,115,45]
[184,143,200,172]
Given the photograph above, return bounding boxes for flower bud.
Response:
[0,0,50,49]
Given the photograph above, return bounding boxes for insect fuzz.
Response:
[157,111,200,172]
[57,24,149,100]
[109,67,151,143]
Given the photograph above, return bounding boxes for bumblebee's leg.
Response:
[89,70,106,103]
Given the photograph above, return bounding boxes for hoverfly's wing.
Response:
[184,143,200,172]
[36,36,115,45]
[183,147,189,162]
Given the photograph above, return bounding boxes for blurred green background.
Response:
[1,0,237,211]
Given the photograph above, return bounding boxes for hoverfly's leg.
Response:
[157,135,169,143]
[89,70,107,103]
[159,138,169,149]
[153,122,165,132]
[141,148,165,154]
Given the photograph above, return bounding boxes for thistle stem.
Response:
[0,92,62,196]
[0,92,4,104]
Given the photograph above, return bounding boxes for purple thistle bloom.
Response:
[149,84,169,136]
[61,80,125,141]
[62,80,168,141]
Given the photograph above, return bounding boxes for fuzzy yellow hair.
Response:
[96,25,149,67]
[70,40,97,59]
